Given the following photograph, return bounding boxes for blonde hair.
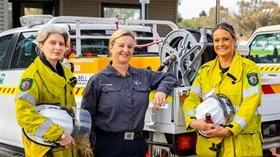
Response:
[109,29,136,50]
[37,24,70,48]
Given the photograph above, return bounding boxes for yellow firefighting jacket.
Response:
[15,56,78,157]
[183,52,262,157]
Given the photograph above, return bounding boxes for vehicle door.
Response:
[248,32,280,122]
[0,31,37,147]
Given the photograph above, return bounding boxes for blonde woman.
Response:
[81,29,178,157]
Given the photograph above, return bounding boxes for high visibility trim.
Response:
[191,85,201,96]
[74,87,84,96]
[34,118,53,138]
[16,92,36,106]
[0,86,17,95]
[233,115,246,129]
[262,84,280,94]
[243,86,260,98]
[233,106,261,115]
[185,110,195,119]
[0,86,85,96]
[259,66,280,72]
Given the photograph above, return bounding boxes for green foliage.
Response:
[178,17,203,28]
[251,50,273,56]
[178,0,280,38]
[199,11,207,17]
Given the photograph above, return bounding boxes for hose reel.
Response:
[159,28,216,86]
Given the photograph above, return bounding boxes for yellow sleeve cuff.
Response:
[43,124,64,142]
[226,121,242,136]
[185,116,196,131]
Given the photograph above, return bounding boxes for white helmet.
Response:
[23,104,91,147]
[195,94,234,137]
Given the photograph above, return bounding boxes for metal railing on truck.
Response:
[20,15,179,57]
[46,16,179,57]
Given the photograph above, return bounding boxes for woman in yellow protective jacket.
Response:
[183,22,262,157]
[15,25,78,157]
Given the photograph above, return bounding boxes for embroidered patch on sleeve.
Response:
[246,72,259,86]
[20,78,33,91]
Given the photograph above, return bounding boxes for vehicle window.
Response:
[70,30,109,56]
[102,4,141,20]
[0,35,12,69]
[134,31,154,55]
[69,29,155,57]
[71,39,109,57]
[11,32,38,69]
[250,33,280,63]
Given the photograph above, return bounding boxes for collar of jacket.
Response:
[210,52,243,86]
[34,57,68,97]
[39,53,65,78]
[103,61,139,76]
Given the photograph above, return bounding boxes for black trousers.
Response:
[94,132,148,157]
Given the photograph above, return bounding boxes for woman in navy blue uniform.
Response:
[81,29,178,157]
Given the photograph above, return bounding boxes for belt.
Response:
[95,128,143,140]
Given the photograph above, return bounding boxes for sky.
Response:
[178,0,280,20]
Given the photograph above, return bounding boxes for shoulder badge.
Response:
[246,72,259,86]
[20,78,33,91]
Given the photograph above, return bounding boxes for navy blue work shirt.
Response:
[81,63,178,147]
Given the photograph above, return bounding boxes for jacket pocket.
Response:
[133,84,150,105]
[101,85,121,92]
[99,85,121,108]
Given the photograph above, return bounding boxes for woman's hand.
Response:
[153,91,166,109]
[190,119,210,131]
[200,124,232,137]
[58,131,76,148]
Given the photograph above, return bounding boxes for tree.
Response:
[177,12,183,23]
[199,10,207,17]
[178,17,205,28]
[177,0,280,37]
[233,0,280,37]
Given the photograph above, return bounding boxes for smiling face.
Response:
[110,35,136,65]
[39,33,67,66]
[213,28,236,59]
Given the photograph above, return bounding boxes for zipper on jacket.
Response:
[64,85,67,107]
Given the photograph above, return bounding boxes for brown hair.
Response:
[212,22,236,39]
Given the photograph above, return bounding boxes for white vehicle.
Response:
[237,24,280,155]
[0,15,198,157]
[1,15,280,157]
[244,25,280,65]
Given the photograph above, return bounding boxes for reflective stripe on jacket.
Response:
[183,52,262,157]
[15,57,77,157]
